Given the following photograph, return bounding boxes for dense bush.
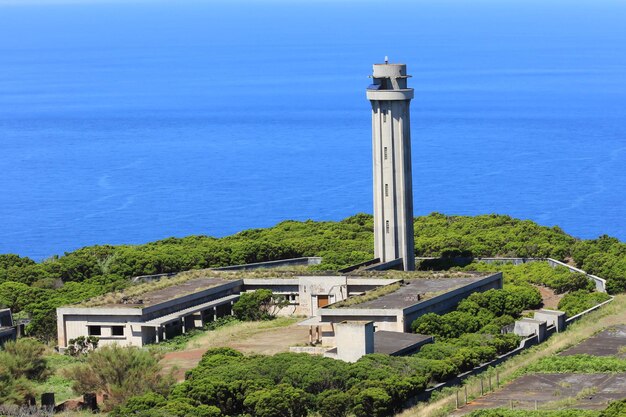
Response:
[557,290,611,316]
[601,399,626,417]
[125,348,437,417]
[572,235,626,294]
[412,287,541,340]
[0,338,50,405]
[63,345,174,411]
[460,262,595,294]
[232,289,287,321]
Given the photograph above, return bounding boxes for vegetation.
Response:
[65,336,99,357]
[459,262,595,294]
[120,348,432,417]
[329,282,402,308]
[62,345,174,411]
[411,287,540,339]
[518,354,626,374]
[557,290,612,316]
[0,338,50,405]
[232,289,288,321]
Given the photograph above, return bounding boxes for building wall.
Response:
[299,276,348,317]
[62,314,144,347]
[319,313,401,345]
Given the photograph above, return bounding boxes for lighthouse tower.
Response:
[366,61,415,271]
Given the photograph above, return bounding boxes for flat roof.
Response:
[343,276,490,310]
[374,331,433,355]
[78,277,237,308]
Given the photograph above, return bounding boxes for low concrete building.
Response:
[514,318,547,342]
[534,309,566,332]
[57,278,243,349]
[56,268,402,349]
[309,272,503,345]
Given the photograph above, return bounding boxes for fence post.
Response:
[489,373,492,391]
[464,386,468,404]
[496,370,500,388]
[535,400,538,410]
[480,377,484,395]
[455,389,459,409]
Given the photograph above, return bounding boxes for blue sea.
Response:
[1,0,625,260]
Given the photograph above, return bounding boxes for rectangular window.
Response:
[384,147,388,160]
[383,112,387,122]
[385,184,389,197]
[111,326,124,336]
[386,220,390,234]
[88,326,101,336]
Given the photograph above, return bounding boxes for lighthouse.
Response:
[367,61,415,271]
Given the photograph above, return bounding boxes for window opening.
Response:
[88,326,101,336]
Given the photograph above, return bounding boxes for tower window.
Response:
[386,220,390,234]
[383,112,387,123]
[385,184,389,197]
[384,147,388,160]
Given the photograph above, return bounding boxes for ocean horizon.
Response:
[1,0,625,260]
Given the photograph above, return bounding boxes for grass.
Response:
[28,353,82,405]
[396,294,626,417]
[185,316,300,350]
[329,282,402,308]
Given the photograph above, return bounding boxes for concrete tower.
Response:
[367,61,415,271]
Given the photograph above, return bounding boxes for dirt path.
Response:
[537,286,563,309]
[160,320,309,380]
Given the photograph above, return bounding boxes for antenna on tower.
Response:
[384,56,389,64]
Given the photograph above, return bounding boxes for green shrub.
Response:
[0,338,49,381]
[519,354,626,374]
[62,345,173,411]
[232,289,287,321]
[557,290,611,316]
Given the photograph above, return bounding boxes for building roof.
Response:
[77,277,238,308]
[338,276,490,310]
[374,331,433,355]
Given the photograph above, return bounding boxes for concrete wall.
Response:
[318,312,402,345]
[299,276,348,317]
[61,313,145,348]
[334,321,374,362]
[514,318,547,342]
[534,310,566,332]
